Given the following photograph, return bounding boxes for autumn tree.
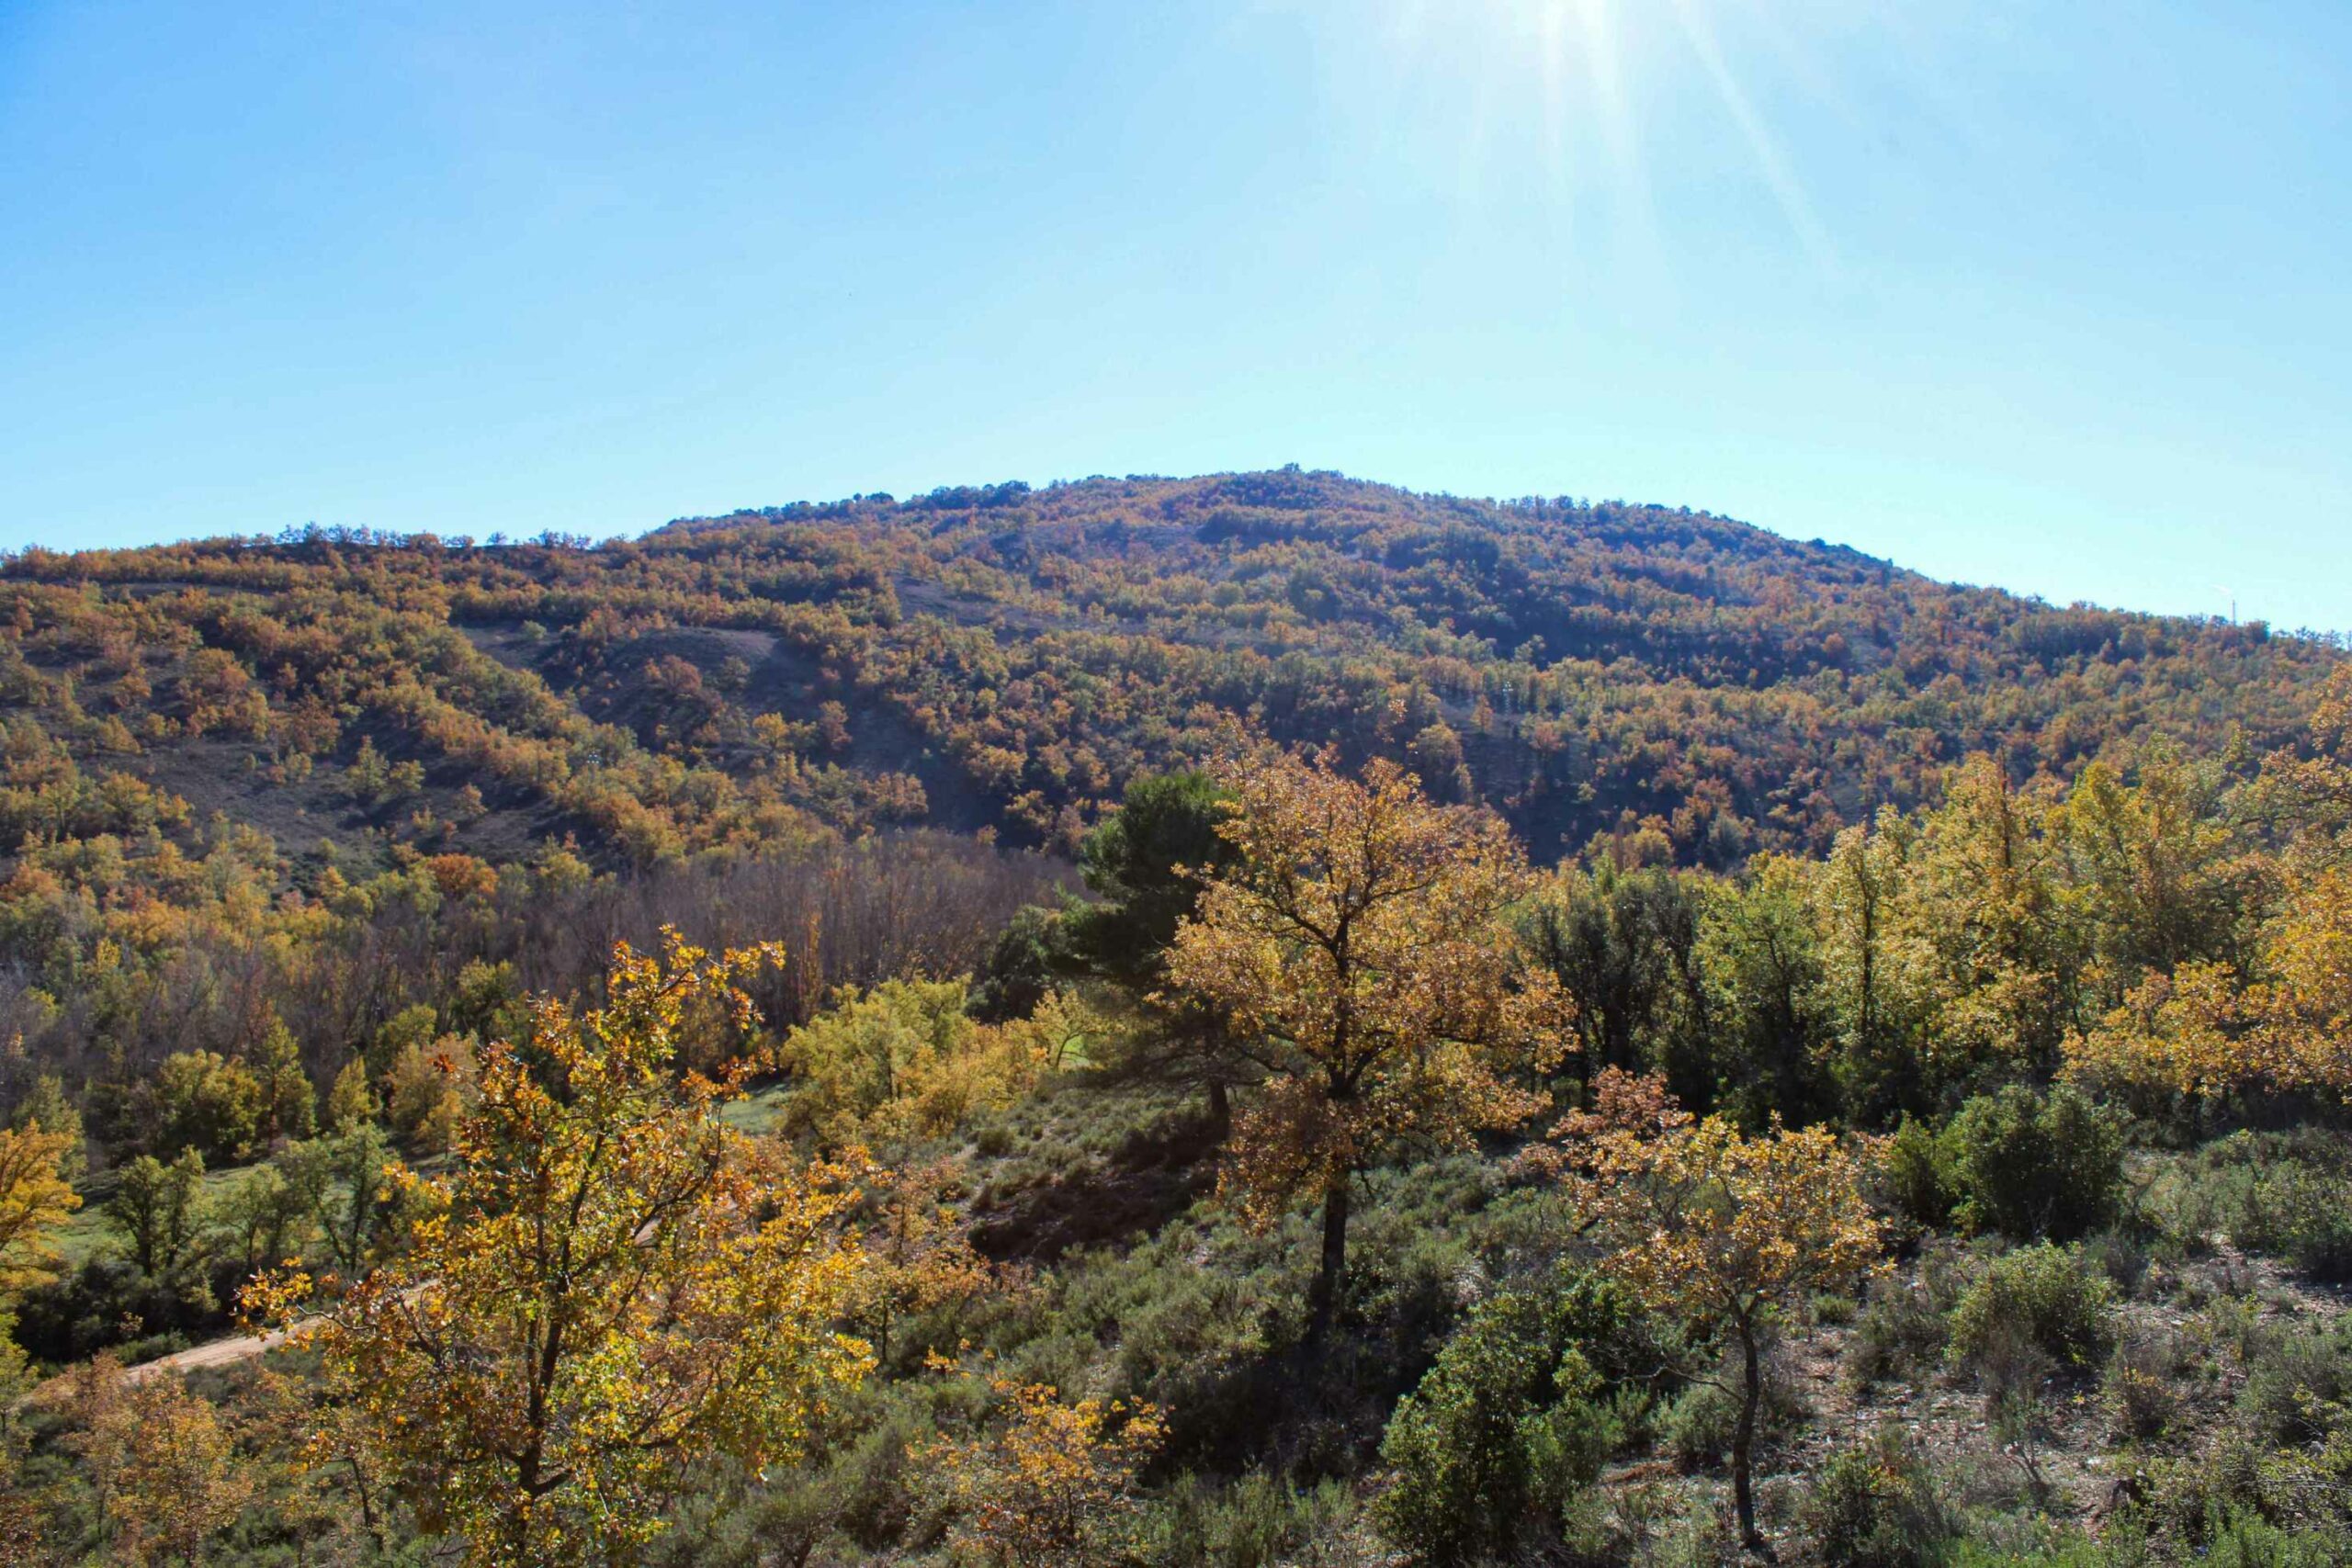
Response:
[62,1356,255,1565]
[251,931,872,1566]
[855,1158,997,1367]
[1907,757,2083,1073]
[0,1118,78,1397]
[2059,746,2247,984]
[2064,694,2352,1110]
[933,1380,1165,1568]
[1558,1069,1884,1550]
[775,976,1051,1147]
[1162,750,1570,1342]
[0,1120,77,1298]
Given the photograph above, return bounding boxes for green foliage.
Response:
[1144,1473,1360,1568]
[107,1147,207,1282]
[2237,1162,2352,1284]
[1943,1085,2124,1241]
[252,1019,316,1145]
[1060,770,1234,991]
[275,1120,404,1272]
[150,1049,266,1165]
[1374,1284,1627,1565]
[1798,1431,1953,1568]
[1951,1243,2117,1373]
[967,904,1060,1025]
[1698,854,1837,1127]
[1847,1241,1966,1387]
[2239,1315,2352,1448]
[1883,1112,1957,1235]
[1659,1382,1740,1472]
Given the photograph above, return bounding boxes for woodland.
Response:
[0,471,2349,1564]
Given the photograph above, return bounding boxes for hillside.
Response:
[0,468,2339,1098]
[10,472,2352,1564]
[4,469,2334,882]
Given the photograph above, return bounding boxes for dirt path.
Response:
[119,1322,304,1382]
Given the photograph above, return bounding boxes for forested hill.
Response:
[5,468,2334,883]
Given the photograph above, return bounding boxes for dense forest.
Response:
[1,473,2350,1564]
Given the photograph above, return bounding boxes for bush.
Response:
[1660,1382,1739,1472]
[2105,1327,2189,1441]
[2239,1315,2352,1448]
[1374,1284,1628,1565]
[1799,1432,1953,1568]
[2246,1164,2352,1284]
[1950,1244,2116,1374]
[1884,1113,1958,1235]
[1943,1085,2124,1242]
[1146,1473,1359,1568]
[1848,1241,1966,1388]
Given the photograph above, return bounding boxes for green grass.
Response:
[52,1160,278,1269]
[718,1082,794,1135]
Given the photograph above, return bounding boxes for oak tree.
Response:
[1163,750,1570,1342]
[1559,1069,1884,1549]
[933,1380,1165,1568]
[252,931,872,1566]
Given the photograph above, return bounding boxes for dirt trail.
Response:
[119,1322,304,1382]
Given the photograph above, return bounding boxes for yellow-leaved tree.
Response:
[0,1119,78,1303]
[249,931,872,1567]
[2065,673,2352,1108]
[1162,750,1570,1342]
[0,1115,79,1546]
[1558,1068,1884,1551]
[933,1379,1165,1568]
[60,1355,255,1565]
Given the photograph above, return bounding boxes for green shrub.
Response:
[1146,1473,1359,1568]
[1943,1085,2125,1242]
[1950,1244,2116,1373]
[1374,1285,1626,1564]
[1848,1241,1966,1388]
[1799,1432,1953,1568]
[2239,1315,2352,1448]
[1884,1113,1959,1234]
[1660,1381,1739,1472]
[2104,1327,2189,1441]
[2246,1164,2352,1284]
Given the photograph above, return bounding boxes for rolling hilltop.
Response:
[3,468,2334,881]
[10,472,2352,1565]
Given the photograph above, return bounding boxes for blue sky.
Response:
[3,1,2347,630]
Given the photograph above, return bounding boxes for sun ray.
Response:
[1665,0,1840,274]
[1568,0,1662,269]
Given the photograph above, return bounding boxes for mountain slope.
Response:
[2,468,2334,885]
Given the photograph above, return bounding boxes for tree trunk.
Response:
[1305,1177,1351,1347]
[1204,1077,1230,1132]
[1733,1320,1763,1550]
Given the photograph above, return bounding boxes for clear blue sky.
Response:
[4,1,2347,630]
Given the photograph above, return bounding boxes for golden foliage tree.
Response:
[62,1356,256,1565]
[855,1158,999,1367]
[933,1380,1165,1568]
[1557,1068,1884,1549]
[250,931,872,1566]
[0,1120,77,1299]
[1162,750,1570,1340]
[775,977,1051,1147]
